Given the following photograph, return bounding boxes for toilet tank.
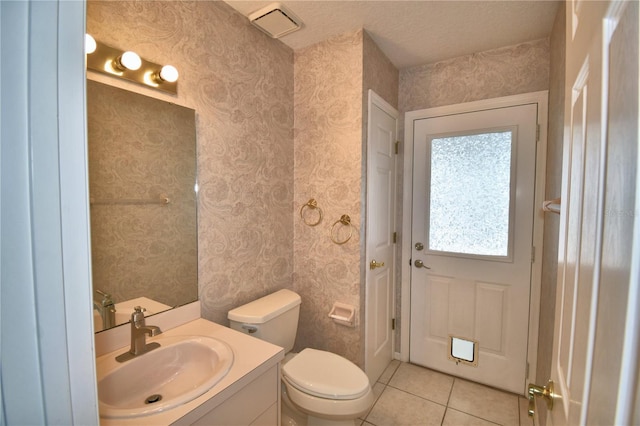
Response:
[227,289,301,353]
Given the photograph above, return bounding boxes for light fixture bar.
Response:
[86,38,178,94]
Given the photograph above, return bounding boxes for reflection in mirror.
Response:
[87,80,198,332]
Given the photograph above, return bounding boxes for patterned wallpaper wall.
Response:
[399,38,550,120]
[396,38,551,352]
[293,30,363,364]
[293,30,398,366]
[87,1,295,325]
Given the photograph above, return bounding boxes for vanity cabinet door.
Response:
[180,365,279,426]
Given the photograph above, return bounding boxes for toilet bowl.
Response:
[228,290,374,426]
[282,349,374,424]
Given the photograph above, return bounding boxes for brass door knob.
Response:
[528,380,554,418]
[370,260,385,270]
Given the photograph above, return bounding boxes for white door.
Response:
[537,1,640,424]
[410,103,538,394]
[365,90,397,384]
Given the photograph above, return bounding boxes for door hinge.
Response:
[395,140,400,154]
[531,246,536,263]
[393,232,397,244]
[536,124,540,141]
[391,318,396,330]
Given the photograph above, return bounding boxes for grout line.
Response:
[446,377,455,406]
[372,361,521,426]
[447,407,503,425]
[384,383,448,408]
[366,382,386,417]
[439,377,456,426]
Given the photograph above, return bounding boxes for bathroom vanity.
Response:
[95,302,284,425]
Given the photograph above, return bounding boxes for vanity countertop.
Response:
[98,318,284,425]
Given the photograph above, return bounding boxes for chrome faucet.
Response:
[116,306,162,362]
[93,289,116,330]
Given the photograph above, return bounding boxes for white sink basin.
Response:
[96,335,234,419]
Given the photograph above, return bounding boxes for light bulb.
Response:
[117,51,141,71]
[159,65,179,83]
[85,34,97,54]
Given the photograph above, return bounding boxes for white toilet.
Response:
[228,289,374,426]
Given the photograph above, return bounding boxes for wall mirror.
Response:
[87,80,198,332]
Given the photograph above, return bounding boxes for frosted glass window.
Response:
[428,131,513,257]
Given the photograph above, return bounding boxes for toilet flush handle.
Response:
[242,324,258,334]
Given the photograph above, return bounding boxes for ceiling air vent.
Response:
[248,3,302,39]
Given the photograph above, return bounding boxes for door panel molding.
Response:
[401,91,549,392]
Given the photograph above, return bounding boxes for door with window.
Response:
[410,103,538,394]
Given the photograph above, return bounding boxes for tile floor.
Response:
[359,361,533,426]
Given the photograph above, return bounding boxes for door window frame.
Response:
[425,125,518,262]
[400,91,549,393]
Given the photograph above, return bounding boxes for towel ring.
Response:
[300,198,323,226]
[330,214,354,245]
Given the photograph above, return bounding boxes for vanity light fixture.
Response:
[85,34,179,94]
[114,51,142,71]
[85,34,97,54]
[156,65,179,83]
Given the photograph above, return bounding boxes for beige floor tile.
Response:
[372,382,386,400]
[360,382,387,421]
[443,408,500,426]
[519,397,533,426]
[378,359,401,384]
[365,386,446,426]
[448,379,519,425]
[388,363,454,405]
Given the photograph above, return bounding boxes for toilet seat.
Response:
[282,377,374,421]
[281,348,370,400]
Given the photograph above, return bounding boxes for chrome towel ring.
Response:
[300,198,323,226]
[330,214,354,245]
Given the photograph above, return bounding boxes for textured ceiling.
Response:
[224,1,560,69]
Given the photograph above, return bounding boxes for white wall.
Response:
[0,1,98,423]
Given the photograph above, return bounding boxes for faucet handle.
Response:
[131,306,147,323]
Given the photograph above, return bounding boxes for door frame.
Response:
[400,91,549,390]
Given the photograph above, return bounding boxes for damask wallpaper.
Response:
[399,38,550,119]
[87,1,295,325]
[293,29,399,366]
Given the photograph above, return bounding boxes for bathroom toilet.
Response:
[228,289,374,426]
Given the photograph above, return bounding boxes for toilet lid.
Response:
[281,348,370,400]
